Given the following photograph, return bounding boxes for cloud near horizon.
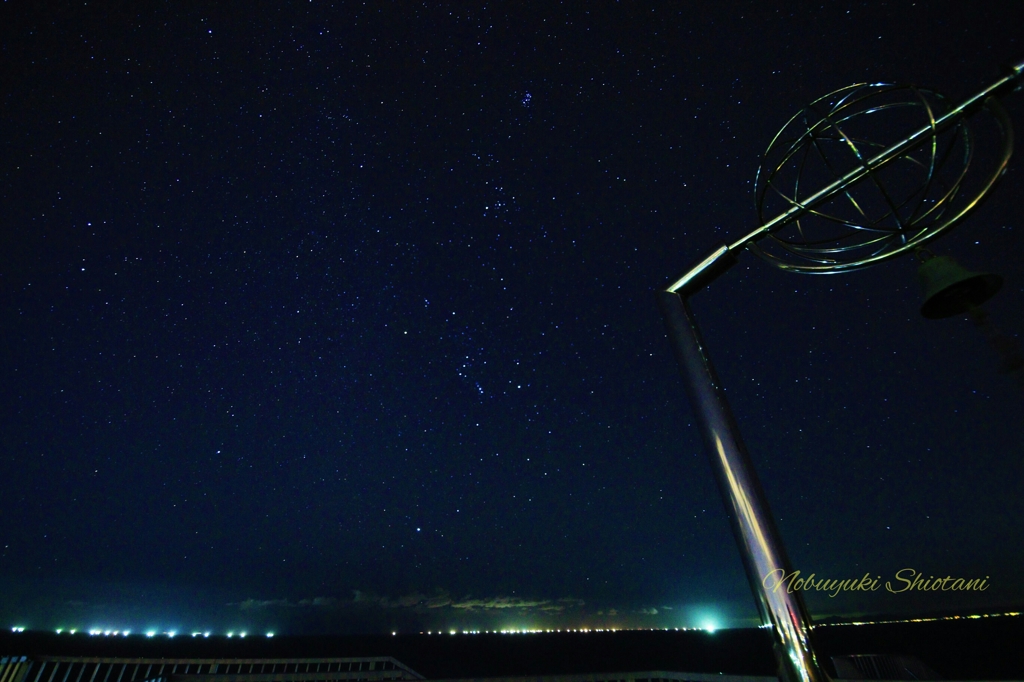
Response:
[236,597,339,610]
[236,592,586,614]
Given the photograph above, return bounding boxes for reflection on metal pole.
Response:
[658,248,827,682]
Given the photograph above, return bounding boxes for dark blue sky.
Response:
[1,1,1023,635]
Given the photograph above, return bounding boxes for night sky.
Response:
[2,1,1023,636]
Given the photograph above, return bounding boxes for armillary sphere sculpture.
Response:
[658,60,1023,682]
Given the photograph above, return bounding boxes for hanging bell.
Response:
[917,254,1003,319]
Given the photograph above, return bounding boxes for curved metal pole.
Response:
[658,60,1023,682]
[658,250,828,682]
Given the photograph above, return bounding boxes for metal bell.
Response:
[917,254,1003,319]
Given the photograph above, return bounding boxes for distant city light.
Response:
[812,610,1023,628]
[25,611,1018,647]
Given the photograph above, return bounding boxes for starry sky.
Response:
[1,1,1023,636]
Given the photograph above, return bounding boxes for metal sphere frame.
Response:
[749,83,1014,273]
[658,60,1023,682]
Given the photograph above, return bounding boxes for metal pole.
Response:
[655,60,1024,682]
[658,247,828,682]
